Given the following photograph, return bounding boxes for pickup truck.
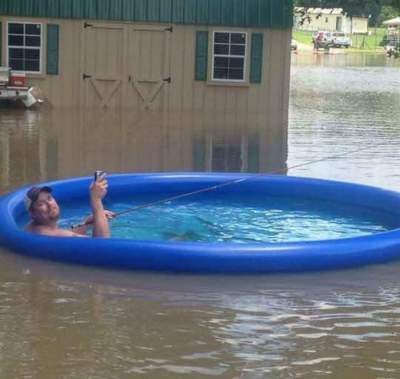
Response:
[331,32,351,48]
[312,31,333,49]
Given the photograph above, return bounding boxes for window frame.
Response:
[6,21,43,75]
[211,30,248,83]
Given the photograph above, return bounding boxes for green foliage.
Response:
[390,0,400,10]
[377,5,398,24]
[350,27,387,49]
[292,30,314,45]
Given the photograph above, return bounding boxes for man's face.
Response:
[30,191,60,225]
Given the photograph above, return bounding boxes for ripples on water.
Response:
[1,53,400,378]
[1,262,400,378]
[215,285,400,378]
[289,57,400,190]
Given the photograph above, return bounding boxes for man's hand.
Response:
[90,174,108,201]
[89,173,111,237]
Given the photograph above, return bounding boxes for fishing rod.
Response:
[71,144,376,229]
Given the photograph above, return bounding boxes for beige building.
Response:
[0,0,293,174]
[295,7,368,34]
[383,17,400,38]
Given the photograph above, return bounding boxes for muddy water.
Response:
[0,52,400,378]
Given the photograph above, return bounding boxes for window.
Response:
[212,32,246,81]
[8,22,42,73]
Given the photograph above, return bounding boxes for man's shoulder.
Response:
[25,224,86,238]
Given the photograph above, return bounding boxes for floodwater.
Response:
[1,52,400,378]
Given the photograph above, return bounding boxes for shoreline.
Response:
[294,41,386,55]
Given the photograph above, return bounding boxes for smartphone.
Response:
[94,170,106,181]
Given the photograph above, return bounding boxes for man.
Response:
[314,31,324,51]
[25,174,113,237]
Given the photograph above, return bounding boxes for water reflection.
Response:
[289,54,400,190]
[292,50,400,68]
[0,107,287,194]
[0,109,44,189]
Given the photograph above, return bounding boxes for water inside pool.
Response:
[52,194,398,243]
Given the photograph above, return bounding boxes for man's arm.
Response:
[90,175,110,238]
[53,229,88,237]
[70,223,90,236]
[71,211,115,236]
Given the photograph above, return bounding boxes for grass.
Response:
[292,30,314,45]
[292,28,387,52]
[351,28,387,50]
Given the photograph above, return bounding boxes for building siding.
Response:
[294,8,369,34]
[296,13,341,32]
[351,17,368,34]
[0,14,290,173]
[0,0,293,28]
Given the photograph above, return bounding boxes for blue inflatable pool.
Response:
[1,173,400,274]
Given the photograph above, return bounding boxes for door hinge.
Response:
[84,22,93,28]
[165,26,173,32]
[83,73,92,80]
[163,77,171,83]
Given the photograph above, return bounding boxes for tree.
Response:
[378,5,398,25]
[391,0,400,10]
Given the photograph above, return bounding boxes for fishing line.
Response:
[72,143,376,229]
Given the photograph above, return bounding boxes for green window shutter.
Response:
[195,31,208,81]
[47,24,59,75]
[250,33,263,83]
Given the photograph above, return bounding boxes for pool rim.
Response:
[1,172,400,274]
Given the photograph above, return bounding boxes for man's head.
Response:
[25,186,60,225]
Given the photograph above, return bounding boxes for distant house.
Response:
[383,17,400,37]
[294,7,368,34]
